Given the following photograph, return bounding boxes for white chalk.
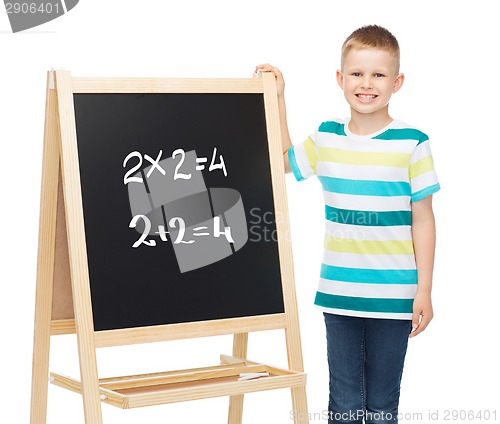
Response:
[237,372,269,381]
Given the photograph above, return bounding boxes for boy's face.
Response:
[337,48,404,117]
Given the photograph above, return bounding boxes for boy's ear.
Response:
[336,69,344,89]
[393,73,405,93]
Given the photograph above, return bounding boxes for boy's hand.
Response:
[409,290,433,338]
[255,64,285,97]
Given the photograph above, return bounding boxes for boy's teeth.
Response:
[357,94,376,98]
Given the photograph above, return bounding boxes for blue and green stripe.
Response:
[318,176,411,197]
[325,205,411,226]
[288,146,305,181]
[315,292,413,314]
[373,128,429,145]
[319,121,346,136]
[320,264,417,285]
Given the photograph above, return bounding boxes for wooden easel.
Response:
[30,70,309,423]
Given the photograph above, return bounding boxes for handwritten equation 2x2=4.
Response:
[123,148,248,273]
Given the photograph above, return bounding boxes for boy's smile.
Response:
[355,93,378,103]
[337,48,404,128]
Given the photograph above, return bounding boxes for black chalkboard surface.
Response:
[73,93,285,331]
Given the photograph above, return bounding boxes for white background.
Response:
[1,1,499,423]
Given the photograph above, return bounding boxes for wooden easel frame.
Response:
[30,70,309,423]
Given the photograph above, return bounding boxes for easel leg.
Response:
[285,326,309,424]
[291,386,309,423]
[30,225,56,424]
[54,70,104,424]
[30,74,61,424]
[30,284,53,424]
[227,333,248,424]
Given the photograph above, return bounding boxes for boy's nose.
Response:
[361,76,373,89]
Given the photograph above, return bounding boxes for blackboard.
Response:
[32,73,307,423]
[73,93,285,331]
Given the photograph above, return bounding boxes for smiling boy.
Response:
[257,25,440,424]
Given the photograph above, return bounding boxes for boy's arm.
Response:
[278,95,292,173]
[410,195,436,338]
[255,64,292,173]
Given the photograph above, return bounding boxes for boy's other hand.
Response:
[255,64,284,97]
[409,291,433,338]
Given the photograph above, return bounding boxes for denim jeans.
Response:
[324,313,412,424]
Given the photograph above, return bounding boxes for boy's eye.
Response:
[374,73,385,78]
[352,72,362,77]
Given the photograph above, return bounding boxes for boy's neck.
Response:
[348,108,393,135]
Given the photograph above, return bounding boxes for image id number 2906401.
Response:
[443,409,497,421]
[5,2,60,14]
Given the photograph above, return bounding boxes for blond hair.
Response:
[341,25,400,72]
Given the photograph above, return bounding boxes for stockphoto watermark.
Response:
[290,409,498,422]
[326,207,380,227]
[3,0,79,33]
[248,207,289,243]
[290,410,417,422]
[247,207,371,243]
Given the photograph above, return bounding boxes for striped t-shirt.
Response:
[288,118,440,320]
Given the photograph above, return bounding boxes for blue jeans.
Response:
[324,313,412,424]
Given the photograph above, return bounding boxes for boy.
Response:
[256,25,439,424]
